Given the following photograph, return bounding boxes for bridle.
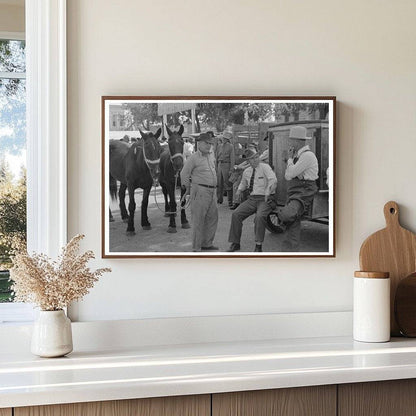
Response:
[140,141,160,176]
[170,152,184,164]
[168,137,184,174]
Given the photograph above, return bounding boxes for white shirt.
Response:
[238,162,277,196]
[285,145,319,181]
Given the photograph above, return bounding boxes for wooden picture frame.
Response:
[102,96,336,258]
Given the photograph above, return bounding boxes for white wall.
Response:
[0,3,24,33]
[67,0,416,322]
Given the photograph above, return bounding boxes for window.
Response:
[0,35,26,306]
[0,0,67,323]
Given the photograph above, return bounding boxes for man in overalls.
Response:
[275,126,319,251]
[181,132,218,252]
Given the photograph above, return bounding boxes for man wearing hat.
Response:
[274,125,319,251]
[227,148,277,252]
[216,130,235,207]
[180,132,219,252]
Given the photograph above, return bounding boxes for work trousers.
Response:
[277,199,303,252]
[232,172,243,204]
[228,195,272,244]
[277,178,317,252]
[217,162,233,204]
[190,185,218,251]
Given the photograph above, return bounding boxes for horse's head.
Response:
[166,124,184,174]
[139,128,162,181]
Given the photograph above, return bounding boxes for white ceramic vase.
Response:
[31,310,73,358]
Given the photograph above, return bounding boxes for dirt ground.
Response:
[109,187,329,254]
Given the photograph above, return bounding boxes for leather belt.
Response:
[197,183,217,189]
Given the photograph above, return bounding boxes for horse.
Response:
[109,128,162,235]
[159,125,190,233]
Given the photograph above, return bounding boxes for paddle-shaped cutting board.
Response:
[359,201,416,336]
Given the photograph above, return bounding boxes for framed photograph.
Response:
[102,96,336,258]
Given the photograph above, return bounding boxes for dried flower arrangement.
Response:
[10,234,111,311]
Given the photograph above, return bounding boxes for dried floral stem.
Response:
[10,234,111,310]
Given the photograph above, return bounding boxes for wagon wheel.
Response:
[266,211,284,234]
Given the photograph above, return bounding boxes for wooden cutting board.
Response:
[359,201,416,336]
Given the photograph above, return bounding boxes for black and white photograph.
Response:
[102,97,335,257]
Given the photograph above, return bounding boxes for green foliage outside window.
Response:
[0,161,26,302]
[0,38,27,302]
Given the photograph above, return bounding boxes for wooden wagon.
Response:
[264,120,330,232]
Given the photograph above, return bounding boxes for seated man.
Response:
[229,143,270,210]
[273,126,319,251]
[227,148,277,252]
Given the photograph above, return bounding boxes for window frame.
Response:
[0,0,67,323]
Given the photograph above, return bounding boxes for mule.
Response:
[159,125,190,233]
[109,128,162,235]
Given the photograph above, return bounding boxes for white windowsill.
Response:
[0,303,35,324]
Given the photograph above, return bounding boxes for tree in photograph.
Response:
[230,107,245,125]
[308,103,329,119]
[196,103,251,132]
[195,103,277,132]
[121,103,159,130]
[246,103,275,122]
[196,103,232,132]
[167,110,192,128]
[278,103,302,121]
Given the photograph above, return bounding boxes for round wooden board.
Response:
[395,273,416,337]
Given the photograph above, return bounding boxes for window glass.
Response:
[0,39,26,303]
[0,39,26,73]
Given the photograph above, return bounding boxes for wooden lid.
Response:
[354,271,390,279]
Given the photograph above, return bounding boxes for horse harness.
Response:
[139,141,160,173]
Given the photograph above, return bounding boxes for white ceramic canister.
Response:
[353,271,390,343]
